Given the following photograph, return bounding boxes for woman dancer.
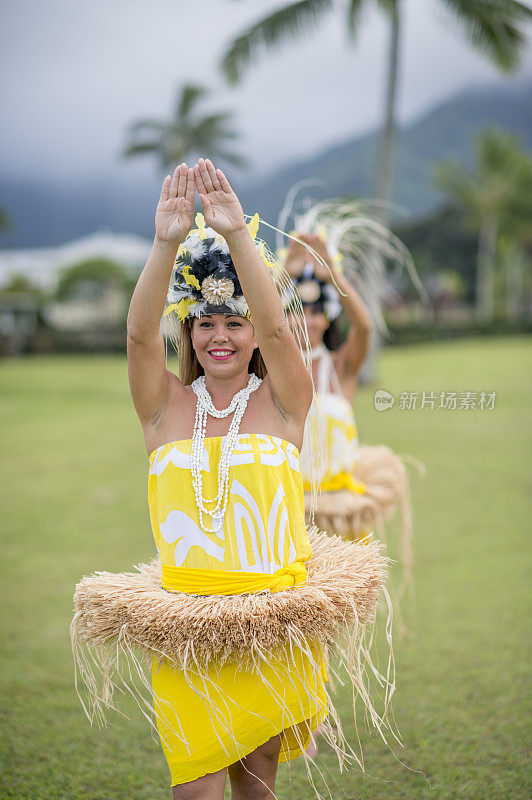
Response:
[284,226,415,604]
[71,161,394,800]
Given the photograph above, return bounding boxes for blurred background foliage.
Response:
[123,84,247,172]
[1,1,531,355]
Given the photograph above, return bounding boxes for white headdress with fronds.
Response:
[276,194,429,335]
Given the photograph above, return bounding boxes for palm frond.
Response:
[439,0,532,72]
[435,126,532,232]
[123,83,247,172]
[434,160,483,226]
[194,111,236,130]
[434,160,475,198]
[194,129,240,149]
[193,122,240,147]
[122,141,162,159]
[377,0,399,11]
[221,0,335,84]
[177,84,209,119]
[347,0,367,39]
[126,118,166,134]
[347,0,398,40]
[476,126,523,172]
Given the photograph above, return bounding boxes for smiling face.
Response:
[303,304,329,348]
[190,314,258,377]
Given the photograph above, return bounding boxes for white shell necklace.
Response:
[190,373,262,534]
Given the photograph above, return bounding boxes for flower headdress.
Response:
[277,224,344,323]
[162,209,324,505]
[164,212,276,323]
[277,195,428,335]
[162,212,311,369]
[291,265,342,323]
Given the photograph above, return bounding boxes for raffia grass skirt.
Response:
[71,528,397,792]
[305,445,424,605]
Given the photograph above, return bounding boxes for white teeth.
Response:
[210,350,233,357]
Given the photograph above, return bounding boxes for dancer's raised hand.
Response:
[298,233,335,283]
[155,163,195,246]
[194,158,246,237]
[284,236,308,277]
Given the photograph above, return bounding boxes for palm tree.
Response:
[434,127,532,323]
[221,0,531,217]
[221,1,531,380]
[123,84,246,172]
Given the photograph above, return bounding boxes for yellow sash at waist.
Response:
[161,561,308,596]
[303,471,367,494]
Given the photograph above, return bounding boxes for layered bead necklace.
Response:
[190,373,262,534]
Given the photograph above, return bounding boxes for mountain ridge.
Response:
[1,78,531,250]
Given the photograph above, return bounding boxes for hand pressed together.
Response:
[154,158,248,245]
[284,233,336,283]
[194,158,247,238]
[155,163,196,246]
[297,233,336,283]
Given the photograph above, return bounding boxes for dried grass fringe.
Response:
[71,527,400,798]
[305,445,425,610]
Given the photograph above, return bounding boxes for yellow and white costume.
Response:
[149,433,327,783]
[301,347,415,602]
[300,345,363,496]
[70,423,393,791]
[70,214,396,795]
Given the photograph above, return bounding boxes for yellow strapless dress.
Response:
[300,391,363,492]
[148,433,328,785]
[300,347,366,495]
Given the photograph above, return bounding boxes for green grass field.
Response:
[1,337,530,799]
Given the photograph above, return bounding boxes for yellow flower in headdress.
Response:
[163,298,196,321]
[165,211,271,323]
[195,213,207,240]
[182,263,201,291]
[247,213,260,241]
[259,242,278,269]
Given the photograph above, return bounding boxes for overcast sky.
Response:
[2,0,532,186]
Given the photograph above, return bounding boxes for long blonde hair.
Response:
[178,318,267,385]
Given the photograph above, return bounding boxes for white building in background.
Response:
[0,231,153,353]
[0,230,152,289]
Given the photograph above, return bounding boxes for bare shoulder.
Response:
[140,374,195,455]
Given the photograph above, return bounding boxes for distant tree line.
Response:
[395,128,532,325]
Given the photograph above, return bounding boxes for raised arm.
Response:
[299,233,372,379]
[283,237,308,277]
[127,163,195,423]
[194,158,313,422]
[333,273,372,377]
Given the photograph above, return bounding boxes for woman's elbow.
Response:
[126,323,142,345]
[126,324,154,348]
[358,315,372,338]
